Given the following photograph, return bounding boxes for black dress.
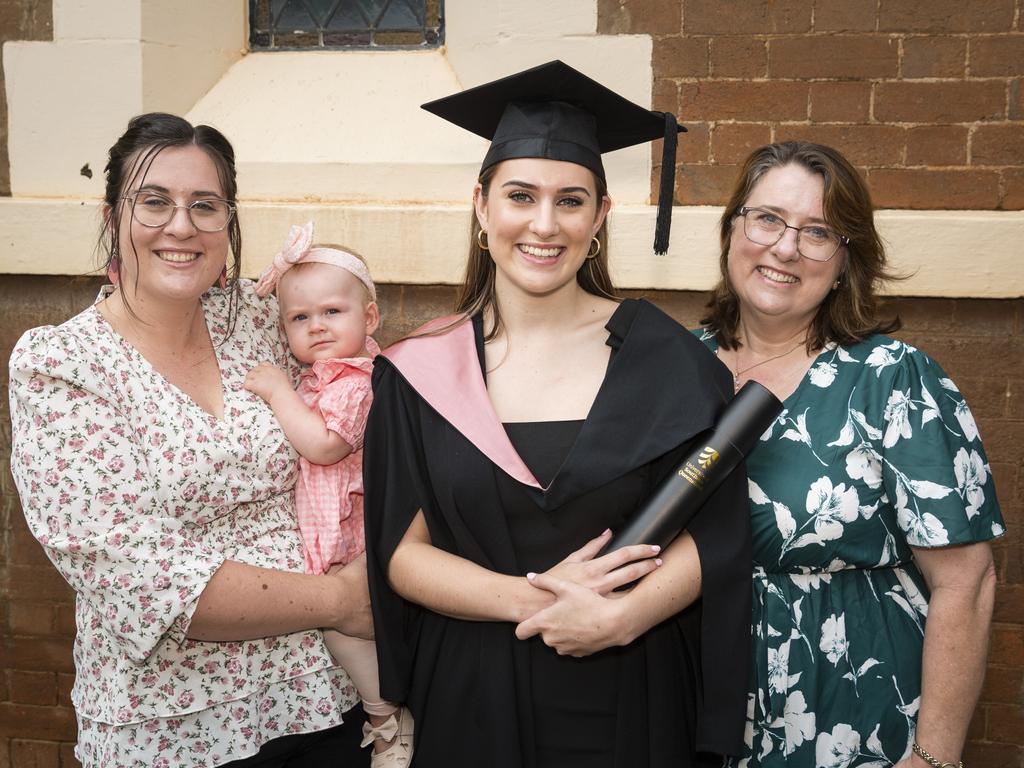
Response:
[505,418,638,768]
[364,299,751,768]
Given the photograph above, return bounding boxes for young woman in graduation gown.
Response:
[362,61,751,768]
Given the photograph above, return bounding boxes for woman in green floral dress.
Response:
[698,141,1003,768]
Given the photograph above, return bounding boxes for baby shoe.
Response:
[361,706,414,768]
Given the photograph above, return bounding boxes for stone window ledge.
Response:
[1,197,1019,298]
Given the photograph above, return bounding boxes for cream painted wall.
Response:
[1,196,1019,298]
[187,50,487,203]
[183,0,654,205]
[1,0,1020,297]
[4,0,245,197]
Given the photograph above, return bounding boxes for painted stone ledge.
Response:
[0,198,1020,298]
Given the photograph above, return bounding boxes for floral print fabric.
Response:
[9,282,357,767]
[699,333,1004,768]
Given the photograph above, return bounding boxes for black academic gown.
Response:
[364,299,751,768]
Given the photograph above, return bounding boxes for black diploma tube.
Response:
[599,380,783,555]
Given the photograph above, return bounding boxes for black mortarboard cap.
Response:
[422,60,686,254]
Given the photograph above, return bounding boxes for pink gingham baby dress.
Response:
[294,336,380,574]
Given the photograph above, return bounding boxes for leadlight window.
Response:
[250,0,443,50]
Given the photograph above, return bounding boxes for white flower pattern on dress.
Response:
[806,478,860,543]
[768,640,793,695]
[702,332,1003,768]
[895,483,950,547]
[882,389,915,448]
[953,400,980,443]
[808,362,838,388]
[953,447,989,519]
[815,724,861,768]
[783,692,817,756]
[818,614,849,666]
[845,445,883,489]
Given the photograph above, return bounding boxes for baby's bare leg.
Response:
[325,561,413,760]
[322,630,395,717]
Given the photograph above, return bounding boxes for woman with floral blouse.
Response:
[8,114,371,767]
[698,140,1004,768]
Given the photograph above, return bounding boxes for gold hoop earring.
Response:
[587,236,601,258]
[585,256,616,300]
[477,229,489,251]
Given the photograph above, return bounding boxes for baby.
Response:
[245,222,412,767]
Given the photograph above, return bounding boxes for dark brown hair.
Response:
[701,140,901,351]
[99,112,243,335]
[455,163,617,340]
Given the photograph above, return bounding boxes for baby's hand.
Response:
[244,362,291,403]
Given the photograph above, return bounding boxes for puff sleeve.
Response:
[872,341,1004,548]
[9,327,226,662]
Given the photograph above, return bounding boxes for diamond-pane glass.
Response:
[271,0,318,29]
[250,0,442,49]
[326,1,369,28]
[378,0,421,29]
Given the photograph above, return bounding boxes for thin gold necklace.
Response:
[730,341,805,393]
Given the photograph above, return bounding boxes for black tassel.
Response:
[654,112,679,255]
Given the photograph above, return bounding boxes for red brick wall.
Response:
[598,0,1024,210]
[1,277,87,768]
[2,279,1021,766]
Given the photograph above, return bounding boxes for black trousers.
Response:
[220,706,369,767]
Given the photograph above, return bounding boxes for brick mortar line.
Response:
[663,77,1019,83]
[658,34,1024,40]
[742,119,1021,127]
[679,164,1022,172]
[676,29,1023,36]
[659,33,1024,39]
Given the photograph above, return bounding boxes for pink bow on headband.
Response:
[254,221,376,301]
[254,221,315,297]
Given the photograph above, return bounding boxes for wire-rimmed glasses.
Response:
[738,206,849,262]
[123,191,236,233]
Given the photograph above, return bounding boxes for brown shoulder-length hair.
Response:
[454,162,618,341]
[701,140,902,351]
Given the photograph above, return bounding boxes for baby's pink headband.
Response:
[254,221,376,301]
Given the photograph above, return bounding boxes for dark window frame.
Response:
[249,0,444,51]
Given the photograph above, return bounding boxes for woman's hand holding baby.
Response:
[328,554,375,640]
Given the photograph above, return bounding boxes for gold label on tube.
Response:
[678,445,720,489]
[698,446,720,469]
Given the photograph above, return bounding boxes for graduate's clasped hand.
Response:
[514,529,661,657]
